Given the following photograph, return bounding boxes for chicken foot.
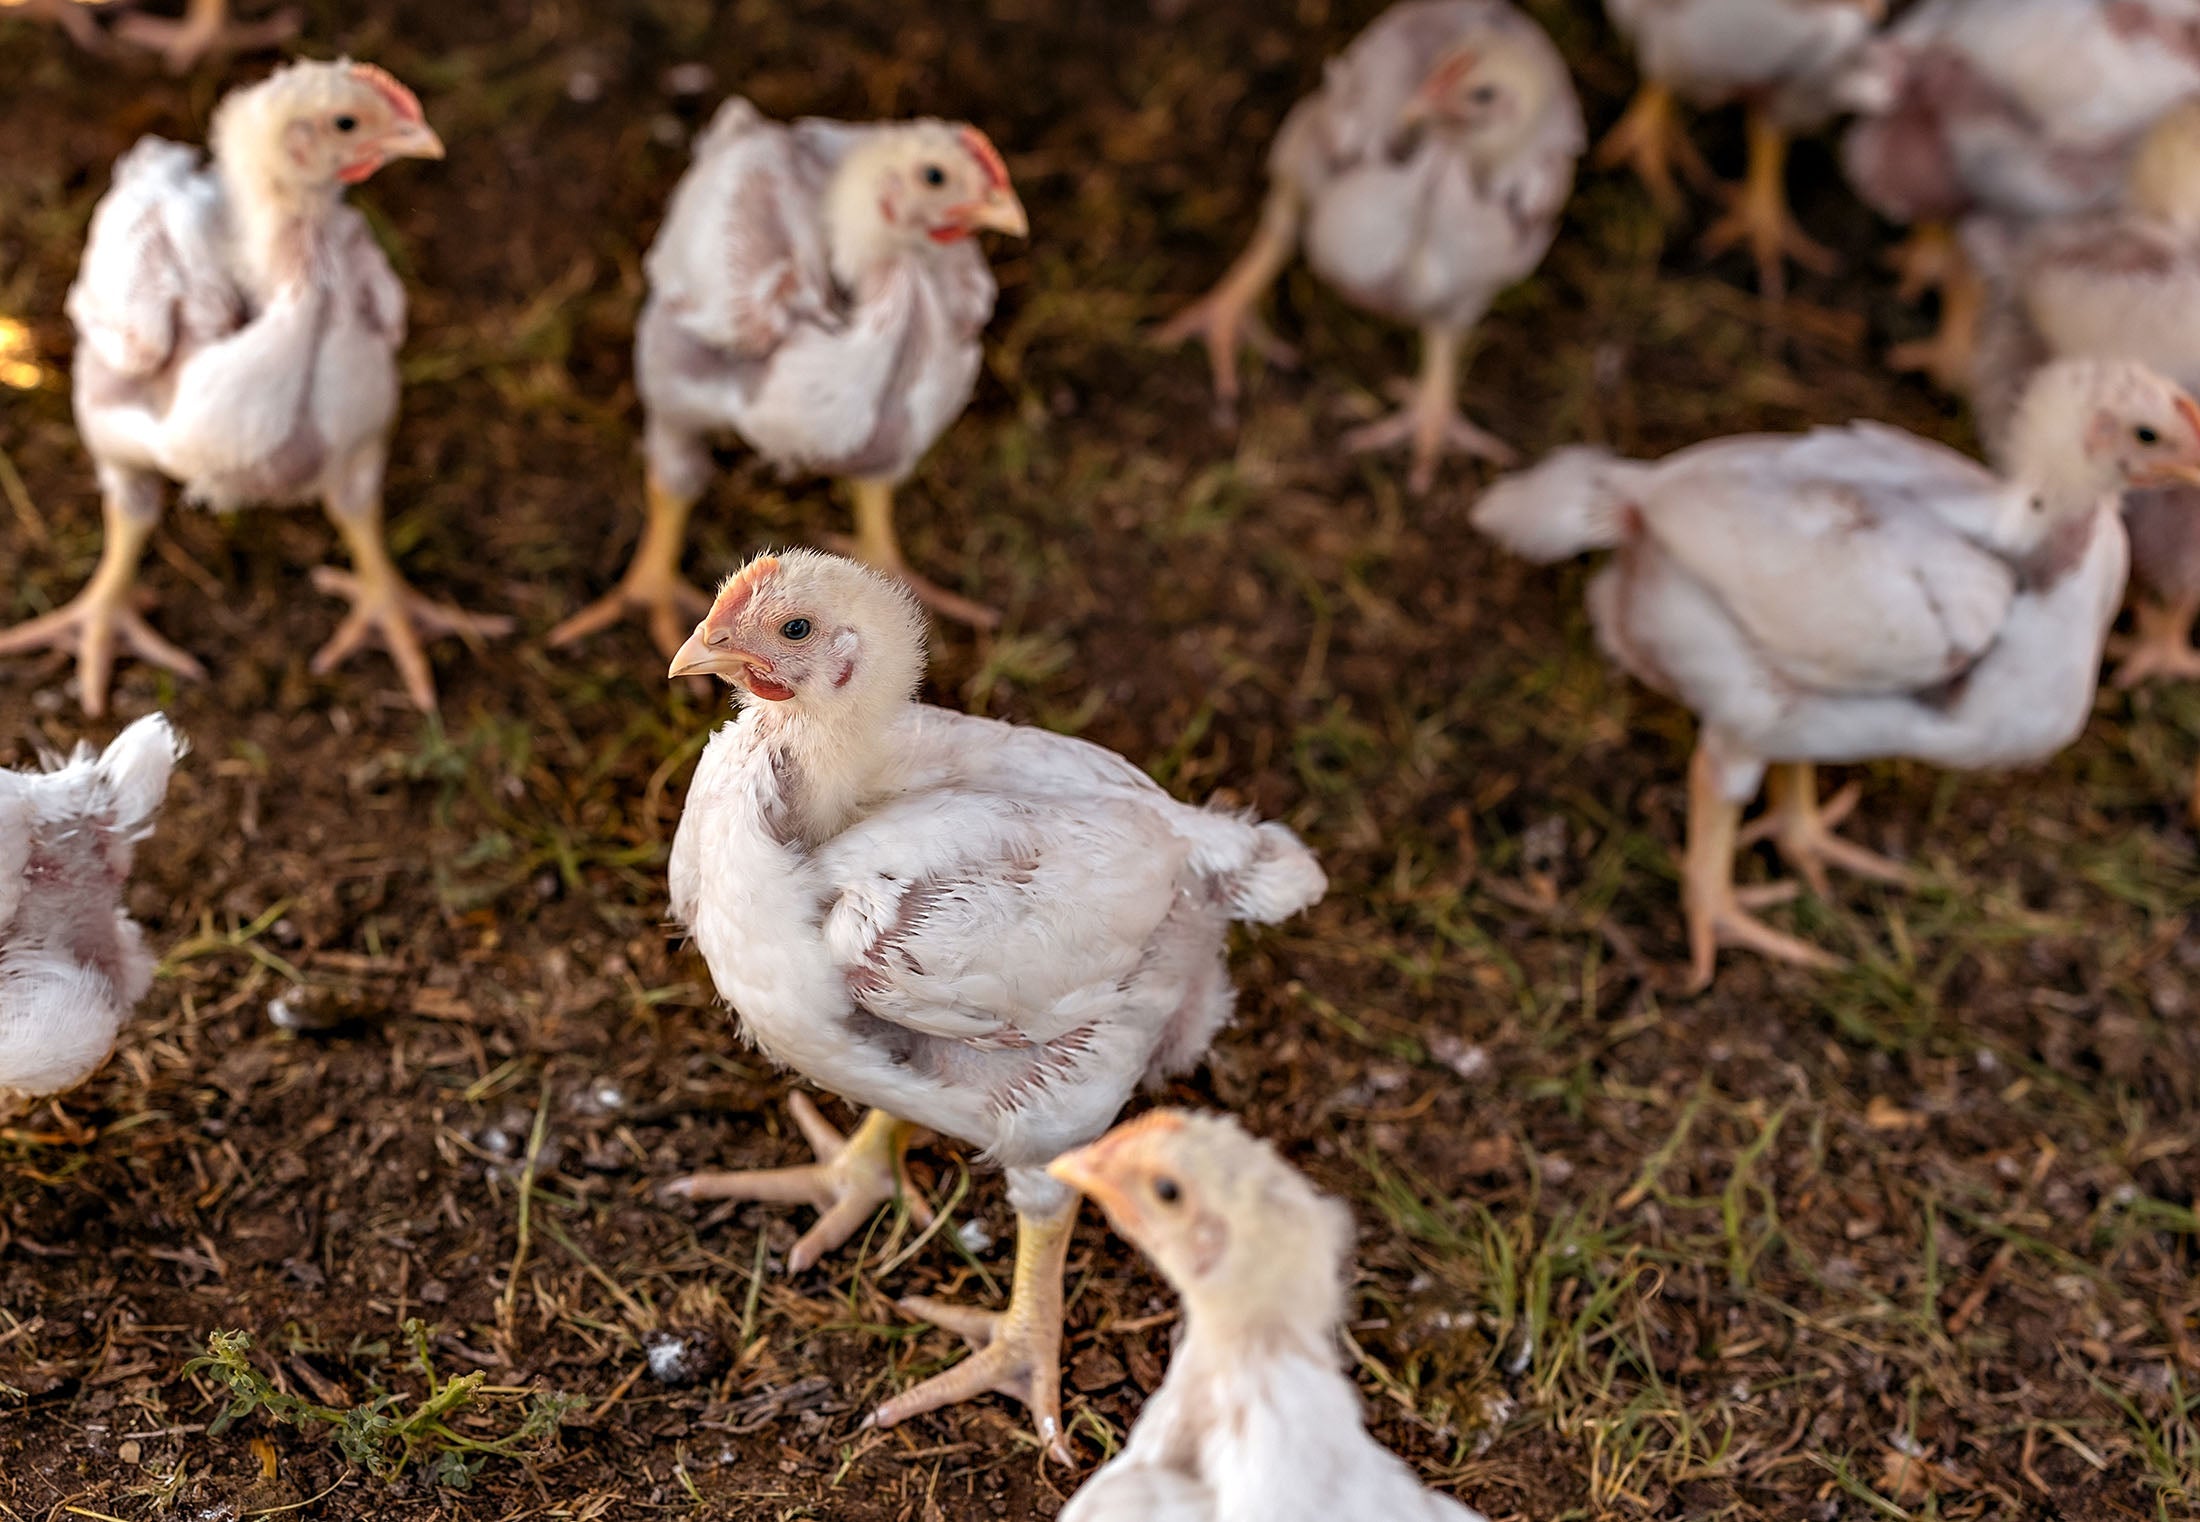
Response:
[0,484,203,718]
[1341,324,1517,493]
[1887,224,1983,393]
[1150,184,1303,424]
[661,1098,934,1274]
[1700,103,1838,304]
[830,478,1000,629]
[311,493,512,712]
[1683,746,1842,991]
[548,472,714,658]
[869,1193,1077,1464]
[2110,594,2200,687]
[1738,763,1914,900]
[1593,79,1712,218]
[113,0,299,74]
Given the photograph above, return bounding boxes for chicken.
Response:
[1965,102,2200,689]
[661,549,1326,1459]
[1048,1110,1488,1522]
[1597,0,1886,299]
[1154,0,1583,494]
[1474,360,2200,988]
[551,101,1026,654]
[0,59,508,719]
[1,714,181,1125]
[1842,0,2200,388]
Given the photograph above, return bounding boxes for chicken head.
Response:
[668,549,927,713]
[1050,1109,1353,1334]
[212,58,444,199]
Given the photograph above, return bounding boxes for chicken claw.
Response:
[1341,325,1516,494]
[867,1195,1076,1464]
[662,1097,933,1274]
[113,0,300,74]
[1737,764,1915,901]
[1699,106,1838,303]
[2110,596,2200,687]
[1151,187,1302,424]
[1683,749,1842,990]
[549,473,712,658]
[308,566,512,713]
[0,509,201,718]
[1593,79,1712,218]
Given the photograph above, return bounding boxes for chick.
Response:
[1049,1111,1489,1522]
[1477,361,2200,986]
[0,59,507,717]
[1156,0,1583,494]
[552,100,1025,655]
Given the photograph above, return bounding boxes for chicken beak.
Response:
[668,624,758,681]
[2138,460,2200,488]
[1047,1143,1136,1227]
[970,186,1028,239]
[382,121,446,162]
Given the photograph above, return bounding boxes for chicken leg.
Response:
[1700,103,1838,303]
[868,1191,1077,1464]
[547,471,714,658]
[1682,746,1841,991]
[1886,223,1982,393]
[2109,594,2200,687]
[0,472,203,718]
[841,478,1000,629]
[661,1098,934,1274]
[1150,184,1303,424]
[1739,763,1914,899]
[1341,323,1517,493]
[310,469,511,712]
[1593,80,1713,218]
[112,0,299,73]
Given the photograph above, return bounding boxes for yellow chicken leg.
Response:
[1594,79,1712,218]
[113,0,299,73]
[548,471,714,658]
[2109,594,2200,687]
[868,1192,1078,1463]
[0,481,202,718]
[1739,763,1915,900]
[838,478,1000,629]
[661,1098,933,1274]
[1340,324,1518,494]
[1700,103,1839,302]
[1682,747,1842,991]
[1150,184,1303,423]
[311,489,512,712]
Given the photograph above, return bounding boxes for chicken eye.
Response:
[334,114,358,133]
[921,164,947,187]
[1467,84,1499,105]
[780,617,813,641]
[1152,1175,1181,1205]
[2135,425,2162,447]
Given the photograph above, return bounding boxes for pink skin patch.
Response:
[701,556,799,699]
[348,62,426,125]
[959,126,1010,193]
[2177,393,2200,446]
[1417,48,1481,111]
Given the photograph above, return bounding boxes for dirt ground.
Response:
[2,1,2197,1518]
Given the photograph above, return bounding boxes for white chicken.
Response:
[1842,0,2200,387]
[551,100,1027,653]
[1155,0,1583,494]
[1474,360,2200,987]
[1966,102,2200,689]
[1,714,181,1124]
[1049,1110,1489,1522]
[1597,0,1887,298]
[661,549,1326,1459]
[0,59,509,719]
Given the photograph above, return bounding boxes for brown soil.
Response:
[2,2,2195,1519]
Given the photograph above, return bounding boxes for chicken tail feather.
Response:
[1472,446,1643,563]
[1221,821,1327,925]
